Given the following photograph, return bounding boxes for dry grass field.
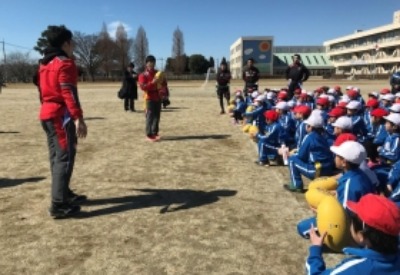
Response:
[0,78,389,274]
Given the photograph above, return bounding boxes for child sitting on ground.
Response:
[306,193,400,274]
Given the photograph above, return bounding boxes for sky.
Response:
[1,0,400,65]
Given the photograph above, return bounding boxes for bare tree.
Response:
[6,52,36,82]
[133,26,149,72]
[115,23,131,72]
[96,22,117,78]
[171,27,185,74]
[73,31,102,81]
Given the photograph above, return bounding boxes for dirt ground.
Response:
[0,78,389,275]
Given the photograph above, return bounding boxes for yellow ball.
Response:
[317,196,350,252]
[308,177,338,191]
[246,105,255,113]
[242,124,251,133]
[248,125,259,135]
[227,104,235,112]
[229,99,236,105]
[305,188,331,210]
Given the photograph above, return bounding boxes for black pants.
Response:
[146,100,161,137]
[124,97,135,111]
[217,88,230,111]
[288,81,301,100]
[363,139,379,163]
[41,118,76,204]
[243,83,258,97]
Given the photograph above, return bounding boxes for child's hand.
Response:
[309,224,327,246]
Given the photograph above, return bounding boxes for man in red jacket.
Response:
[138,55,162,141]
[35,25,87,218]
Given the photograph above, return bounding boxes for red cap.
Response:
[365,98,379,108]
[337,101,348,108]
[334,85,341,91]
[370,108,389,118]
[263,110,279,122]
[278,91,287,100]
[347,194,400,236]
[347,90,358,98]
[299,93,308,99]
[380,88,391,95]
[294,88,302,95]
[328,107,346,117]
[333,133,357,146]
[294,105,311,116]
[316,97,329,106]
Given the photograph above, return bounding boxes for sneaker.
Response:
[283,184,304,193]
[220,110,225,115]
[254,160,269,166]
[49,203,81,219]
[67,190,87,203]
[146,135,158,142]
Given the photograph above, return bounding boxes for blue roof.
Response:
[274,53,333,68]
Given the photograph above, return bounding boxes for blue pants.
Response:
[372,164,391,191]
[297,216,317,238]
[258,140,278,162]
[288,156,332,189]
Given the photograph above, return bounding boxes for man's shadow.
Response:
[77,188,237,219]
[0,131,19,134]
[0,177,45,188]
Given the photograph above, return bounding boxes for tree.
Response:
[6,52,36,82]
[171,27,185,74]
[115,23,131,72]
[73,31,102,81]
[133,26,149,72]
[96,22,117,78]
[188,54,210,74]
[209,57,215,68]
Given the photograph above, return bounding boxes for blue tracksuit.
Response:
[349,115,368,143]
[373,133,400,189]
[306,246,400,274]
[245,104,268,134]
[324,123,336,146]
[364,110,372,136]
[288,131,334,189]
[372,124,388,146]
[257,121,282,162]
[297,168,374,238]
[295,120,307,149]
[279,113,296,147]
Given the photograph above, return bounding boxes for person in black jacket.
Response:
[286,54,310,100]
[122,62,138,112]
[216,60,231,114]
[242,58,260,96]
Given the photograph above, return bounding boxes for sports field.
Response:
[0,78,388,274]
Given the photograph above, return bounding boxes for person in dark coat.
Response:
[285,54,310,100]
[122,62,138,112]
[216,60,231,114]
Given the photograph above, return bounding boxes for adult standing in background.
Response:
[122,62,138,112]
[216,60,231,114]
[34,25,88,218]
[286,54,310,100]
[242,58,260,96]
[138,55,162,142]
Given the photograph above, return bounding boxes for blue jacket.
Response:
[379,133,400,163]
[336,168,375,209]
[245,104,268,133]
[279,113,296,146]
[364,110,372,137]
[257,121,282,149]
[349,115,368,143]
[306,246,400,274]
[388,161,400,203]
[373,124,388,146]
[296,131,333,169]
[324,123,336,146]
[234,101,247,114]
[295,120,307,148]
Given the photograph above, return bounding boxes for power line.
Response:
[4,41,33,50]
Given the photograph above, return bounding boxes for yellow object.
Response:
[248,125,259,136]
[227,104,235,112]
[308,177,338,191]
[314,162,322,178]
[246,105,254,113]
[305,188,331,210]
[229,99,236,105]
[242,124,251,133]
[155,71,165,90]
[316,196,350,252]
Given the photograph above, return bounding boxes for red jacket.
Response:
[138,68,161,101]
[38,56,83,120]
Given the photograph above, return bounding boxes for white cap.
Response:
[319,94,329,99]
[346,100,361,110]
[311,109,323,116]
[330,141,366,165]
[328,95,335,102]
[255,95,265,102]
[346,86,353,90]
[304,113,324,128]
[395,92,400,98]
[266,91,275,99]
[274,101,289,110]
[390,103,400,113]
[301,89,307,94]
[332,116,353,130]
[327,88,336,95]
[352,87,360,93]
[307,91,314,97]
[381,94,395,102]
[368,91,379,98]
[341,95,350,102]
[384,113,400,126]
[251,91,259,98]
[287,101,295,108]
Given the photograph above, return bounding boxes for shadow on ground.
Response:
[161,134,230,141]
[85,117,106,121]
[0,177,45,188]
[0,131,20,134]
[77,188,237,218]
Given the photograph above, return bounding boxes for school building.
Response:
[323,10,400,77]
